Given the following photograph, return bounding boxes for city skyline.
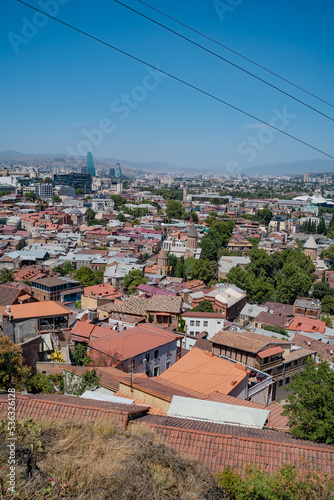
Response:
[2,0,334,173]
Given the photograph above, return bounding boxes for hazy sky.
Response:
[2,0,334,173]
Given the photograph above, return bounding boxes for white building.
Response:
[181,311,226,349]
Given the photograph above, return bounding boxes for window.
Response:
[195,321,200,326]
[294,360,299,366]
[203,321,208,327]
[263,357,269,364]
[145,353,150,363]
[190,331,194,335]
[166,361,170,370]
[190,320,194,326]
[278,380,283,387]
[285,377,290,385]
[217,321,221,324]
[153,367,159,377]
[154,349,159,359]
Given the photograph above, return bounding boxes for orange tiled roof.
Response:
[159,348,247,395]
[286,316,326,334]
[0,301,71,319]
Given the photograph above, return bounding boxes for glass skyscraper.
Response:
[87,152,95,177]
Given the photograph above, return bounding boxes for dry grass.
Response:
[0,418,225,500]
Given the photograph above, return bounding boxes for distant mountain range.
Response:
[1,150,334,177]
[240,159,334,177]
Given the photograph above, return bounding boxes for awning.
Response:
[154,312,171,316]
[257,346,284,358]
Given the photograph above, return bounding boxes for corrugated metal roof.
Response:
[167,396,270,428]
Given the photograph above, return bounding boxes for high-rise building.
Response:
[109,167,115,177]
[115,163,122,178]
[87,152,96,177]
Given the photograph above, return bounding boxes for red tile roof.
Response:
[257,346,284,358]
[89,323,183,361]
[0,394,149,430]
[131,414,334,475]
[286,316,326,334]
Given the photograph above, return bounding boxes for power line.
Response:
[133,0,334,110]
[17,0,334,161]
[114,0,334,123]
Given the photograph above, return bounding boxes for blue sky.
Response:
[1,0,334,173]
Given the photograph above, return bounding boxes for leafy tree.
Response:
[44,176,52,184]
[189,259,214,285]
[25,190,37,202]
[321,294,334,314]
[72,343,90,366]
[74,266,103,286]
[274,263,314,304]
[283,359,334,444]
[262,325,289,336]
[0,336,30,390]
[75,188,85,195]
[0,268,14,284]
[27,373,57,394]
[166,200,184,219]
[110,194,126,209]
[217,463,334,500]
[256,205,273,226]
[63,368,101,396]
[312,282,334,301]
[117,213,127,222]
[86,207,96,221]
[123,269,147,294]
[192,300,214,312]
[321,313,332,327]
[74,300,82,309]
[52,194,61,203]
[200,220,234,261]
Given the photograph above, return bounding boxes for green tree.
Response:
[75,188,85,195]
[192,300,214,312]
[110,194,126,209]
[166,200,184,219]
[321,294,334,314]
[312,282,334,301]
[123,269,147,294]
[190,259,214,285]
[74,266,103,286]
[274,264,314,304]
[283,359,334,444]
[25,190,37,202]
[52,194,61,203]
[72,343,90,366]
[27,373,57,394]
[86,207,96,221]
[117,213,127,222]
[0,269,14,284]
[0,336,30,390]
[256,206,273,226]
[321,313,332,327]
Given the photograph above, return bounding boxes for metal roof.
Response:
[167,396,270,428]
